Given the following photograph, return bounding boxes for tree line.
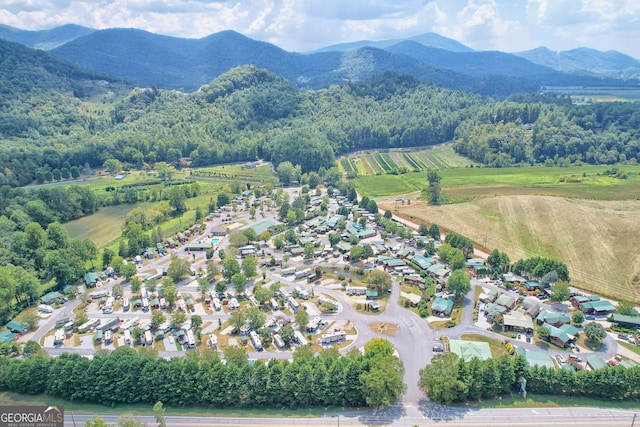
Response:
[420,353,640,404]
[0,338,405,409]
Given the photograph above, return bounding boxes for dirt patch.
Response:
[370,322,399,336]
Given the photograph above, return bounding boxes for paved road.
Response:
[64,407,639,427]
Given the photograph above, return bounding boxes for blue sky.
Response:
[1,0,638,57]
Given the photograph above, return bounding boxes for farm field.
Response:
[356,164,640,200]
[380,195,640,303]
[337,144,476,177]
[190,162,277,184]
[65,203,151,246]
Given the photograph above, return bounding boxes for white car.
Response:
[168,336,175,344]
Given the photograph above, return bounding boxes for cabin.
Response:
[84,272,99,288]
[40,291,63,305]
[6,321,28,335]
[431,297,454,317]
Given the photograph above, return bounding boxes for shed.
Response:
[365,289,378,300]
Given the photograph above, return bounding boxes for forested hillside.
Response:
[2,40,640,188]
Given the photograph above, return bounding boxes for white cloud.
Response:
[0,0,638,57]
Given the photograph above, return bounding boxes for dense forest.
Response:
[0,339,405,409]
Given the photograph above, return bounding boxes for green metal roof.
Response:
[6,321,27,332]
[449,339,492,362]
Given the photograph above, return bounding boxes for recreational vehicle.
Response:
[250,330,263,351]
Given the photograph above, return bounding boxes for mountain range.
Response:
[1,24,639,95]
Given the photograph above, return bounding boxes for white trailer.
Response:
[250,330,263,351]
[318,330,347,345]
[295,269,312,279]
[38,304,53,314]
[122,297,130,311]
[212,298,221,311]
[124,329,131,345]
[273,334,285,348]
[53,328,65,345]
[142,297,150,312]
[269,298,279,311]
[186,329,196,348]
[120,317,140,331]
[144,330,153,345]
[294,330,308,346]
[281,267,296,276]
[288,296,300,312]
[306,316,322,332]
[90,290,107,299]
[228,298,240,311]
[104,330,113,344]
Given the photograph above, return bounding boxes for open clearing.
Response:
[64,204,148,246]
[369,322,399,336]
[381,195,640,303]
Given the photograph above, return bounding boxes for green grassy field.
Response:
[191,163,278,184]
[544,86,640,102]
[0,392,347,417]
[356,164,640,200]
[65,204,150,245]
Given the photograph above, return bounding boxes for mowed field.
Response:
[380,196,640,303]
[64,204,148,246]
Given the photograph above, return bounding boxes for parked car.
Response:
[555,354,565,364]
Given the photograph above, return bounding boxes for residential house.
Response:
[384,258,408,272]
[426,263,450,281]
[578,300,616,316]
[515,347,555,369]
[570,295,600,308]
[401,292,421,307]
[484,303,508,321]
[465,258,486,274]
[503,310,534,334]
[495,294,517,310]
[40,291,63,305]
[535,309,571,327]
[585,355,607,370]
[184,241,212,252]
[410,255,434,271]
[449,339,492,362]
[0,330,16,344]
[609,314,640,329]
[85,272,99,288]
[478,289,499,303]
[431,297,454,317]
[6,321,28,335]
[404,274,427,288]
[541,322,576,347]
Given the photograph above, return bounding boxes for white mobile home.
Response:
[124,329,131,345]
[270,298,279,311]
[78,318,100,333]
[346,286,367,296]
[186,329,196,348]
[53,328,65,345]
[120,317,140,331]
[212,298,221,311]
[104,330,113,344]
[38,304,54,314]
[281,267,296,276]
[318,330,347,345]
[288,296,300,312]
[90,290,107,299]
[250,331,263,351]
[144,330,153,345]
[294,330,308,346]
[306,316,322,332]
[122,297,130,311]
[273,334,285,348]
[228,298,240,311]
[295,269,312,279]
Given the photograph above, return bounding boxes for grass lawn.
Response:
[460,333,510,357]
[430,301,463,330]
[575,334,604,352]
[461,393,640,410]
[0,392,354,417]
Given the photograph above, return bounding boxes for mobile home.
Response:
[186,329,196,348]
[295,269,312,279]
[288,296,300,312]
[228,298,240,311]
[124,329,131,345]
[122,297,130,311]
[144,330,153,346]
[269,298,279,311]
[293,330,308,346]
[318,330,347,345]
[273,334,285,348]
[281,267,296,276]
[38,304,53,314]
[53,328,65,345]
[250,330,263,351]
